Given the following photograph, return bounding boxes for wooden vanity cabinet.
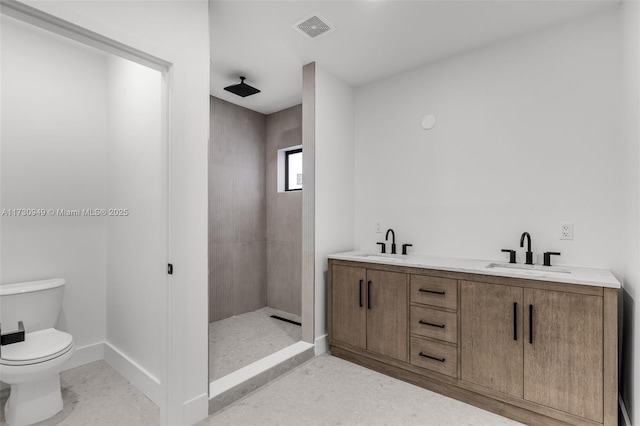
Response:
[329,264,407,362]
[328,258,618,426]
[330,264,367,350]
[460,281,524,398]
[366,269,408,361]
[408,274,459,378]
[523,288,604,422]
[460,280,604,422]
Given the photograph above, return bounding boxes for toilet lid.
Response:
[0,328,73,365]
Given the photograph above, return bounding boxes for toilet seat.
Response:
[0,328,73,366]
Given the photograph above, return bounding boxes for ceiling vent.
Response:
[293,14,334,39]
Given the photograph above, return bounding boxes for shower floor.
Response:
[209,307,302,381]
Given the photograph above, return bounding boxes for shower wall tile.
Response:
[234,166,266,243]
[210,164,235,244]
[280,126,303,149]
[233,241,267,315]
[211,96,265,171]
[265,105,303,317]
[235,111,266,171]
[267,190,302,243]
[210,97,267,322]
[210,97,237,167]
[210,99,302,322]
[266,241,294,314]
[266,104,303,140]
[210,243,234,322]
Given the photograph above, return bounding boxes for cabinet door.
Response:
[366,269,408,362]
[523,289,603,422]
[331,265,367,349]
[460,281,524,398]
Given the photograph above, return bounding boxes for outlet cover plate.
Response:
[560,222,573,240]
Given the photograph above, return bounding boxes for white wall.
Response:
[2,14,170,404]
[621,0,640,423]
[0,15,108,351]
[314,66,355,341]
[17,2,210,423]
[354,10,624,275]
[106,56,164,392]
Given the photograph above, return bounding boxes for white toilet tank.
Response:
[0,279,65,333]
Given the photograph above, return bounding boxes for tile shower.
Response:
[208,97,303,380]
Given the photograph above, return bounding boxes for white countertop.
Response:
[328,251,621,289]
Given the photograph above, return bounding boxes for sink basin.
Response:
[485,262,571,275]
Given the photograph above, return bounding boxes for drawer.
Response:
[410,275,457,310]
[410,336,457,378]
[410,305,457,344]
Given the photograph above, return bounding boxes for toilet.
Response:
[0,279,75,425]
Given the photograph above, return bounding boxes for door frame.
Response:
[0,2,177,423]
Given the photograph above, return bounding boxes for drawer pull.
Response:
[419,320,445,329]
[418,352,445,362]
[419,288,446,295]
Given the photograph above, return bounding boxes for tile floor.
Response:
[203,354,523,426]
[209,307,302,380]
[0,360,158,426]
[1,354,522,426]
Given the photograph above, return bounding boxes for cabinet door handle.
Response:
[513,302,517,341]
[367,281,372,309]
[529,304,533,344]
[419,320,445,329]
[418,352,445,362]
[359,280,363,308]
[419,288,445,295]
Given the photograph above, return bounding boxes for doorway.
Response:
[208,99,304,381]
[0,4,171,422]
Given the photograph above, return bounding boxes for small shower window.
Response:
[284,148,303,191]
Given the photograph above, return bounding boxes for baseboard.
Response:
[2,340,163,412]
[104,342,162,406]
[314,334,328,355]
[620,393,632,426]
[63,341,105,371]
[183,393,209,425]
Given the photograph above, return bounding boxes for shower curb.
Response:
[208,342,315,414]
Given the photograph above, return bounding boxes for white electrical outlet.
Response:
[560,222,573,240]
[375,221,382,233]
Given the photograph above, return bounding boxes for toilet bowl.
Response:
[0,279,74,425]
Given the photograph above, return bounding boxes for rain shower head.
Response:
[224,76,260,98]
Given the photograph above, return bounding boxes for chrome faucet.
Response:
[385,229,397,255]
[520,232,534,265]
